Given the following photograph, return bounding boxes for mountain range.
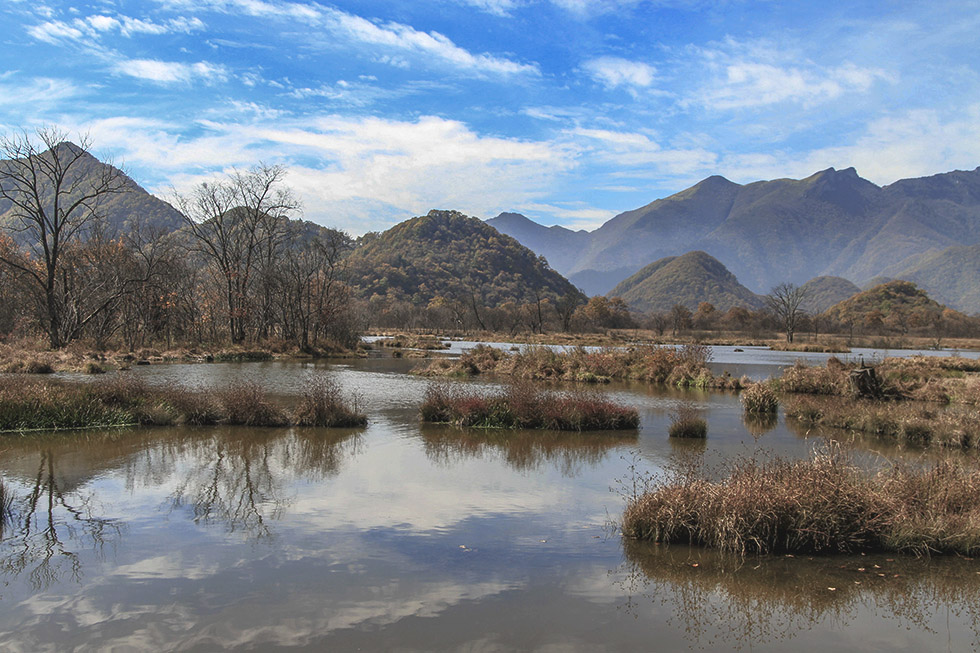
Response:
[487,166,980,312]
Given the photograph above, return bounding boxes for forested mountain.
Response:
[490,166,980,300]
[607,250,762,314]
[346,209,585,306]
[0,142,184,240]
[798,276,862,314]
[821,280,953,328]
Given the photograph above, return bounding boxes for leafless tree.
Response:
[0,128,127,347]
[175,164,299,344]
[766,282,808,343]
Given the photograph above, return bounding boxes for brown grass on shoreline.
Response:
[622,444,980,556]
[415,344,749,390]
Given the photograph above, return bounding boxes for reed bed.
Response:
[740,382,779,414]
[417,344,748,390]
[784,396,980,449]
[420,380,639,431]
[668,403,707,438]
[0,374,365,432]
[622,445,980,555]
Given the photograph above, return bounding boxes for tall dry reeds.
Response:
[622,444,980,555]
[420,379,639,431]
[293,375,367,427]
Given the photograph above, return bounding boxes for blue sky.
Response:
[2,0,979,234]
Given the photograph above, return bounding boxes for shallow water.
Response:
[1,357,979,651]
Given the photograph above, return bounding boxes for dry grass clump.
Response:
[0,377,133,431]
[420,380,639,431]
[776,357,852,395]
[622,445,980,555]
[668,403,707,438]
[216,382,289,427]
[293,375,366,427]
[784,396,980,449]
[740,382,778,414]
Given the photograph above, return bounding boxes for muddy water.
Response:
[0,358,978,651]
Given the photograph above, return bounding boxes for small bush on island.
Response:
[668,403,707,438]
[740,382,779,414]
[419,380,639,431]
[622,444,980,556]
[216,382,290,427]
[293,375,367,427]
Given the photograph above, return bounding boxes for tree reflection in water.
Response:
[619,538,980,650]
[0,426,364,588]
[166,427,363,538]
[0,449,121,590]
[418,423,635,476]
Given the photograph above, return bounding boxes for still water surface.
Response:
[1,356,978,651]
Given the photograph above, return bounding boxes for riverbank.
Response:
[0,340,366,375]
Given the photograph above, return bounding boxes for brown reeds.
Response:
[622,444,980,555]
[668,403,707,438]
[419,379,639,431]
[740,382,779,414]
[0,374,365,432]
[416,343,748,390]
[292,375,367,427]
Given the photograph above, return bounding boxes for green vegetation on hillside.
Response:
[821,280,962,333]
[608,251,762,314]
[347,209,584,307]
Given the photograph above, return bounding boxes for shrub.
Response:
[740,382,779,414]
[293,375,367,427]
[668,403,707,438]
[216,382,288,427]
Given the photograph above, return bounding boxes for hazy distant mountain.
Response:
[607,250,763,314]
[0,142,184,240]
[484,212,589,274]
[798,276,862,314]
[888,244,980,313]
[347,209,584,306]
[491,166,980,296]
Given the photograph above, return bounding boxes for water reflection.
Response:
[167,427,363,538]
[620,539,980,650]
[743,412,778,438]
[0,447,121,589]
[418,423,635,476]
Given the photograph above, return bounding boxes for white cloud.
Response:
[79,113,573,233]
[114,59,229,84]
[583,56,655,89]
[456,0,522,16]
[27,14,206,43]
[720,105,980,185]
[692,39,893,110]
[150,0,538,76]
[27,20,85,43]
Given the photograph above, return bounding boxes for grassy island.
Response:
[622,446,980,556]
[420,380,639,431]
[0,374,366,432]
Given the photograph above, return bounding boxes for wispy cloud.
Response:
[154,0,538,77]
[114,59,229,84]
[692,38,893,110]
[27,14,205,44]
[455,0,522,17]
[582,56,655,89]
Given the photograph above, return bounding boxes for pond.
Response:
[0,357,978,651]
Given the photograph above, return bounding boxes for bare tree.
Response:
[0,128,127,347]
[766,282,808,343]
[175,164,299,344]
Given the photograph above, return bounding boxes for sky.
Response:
[1,0,979,234]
